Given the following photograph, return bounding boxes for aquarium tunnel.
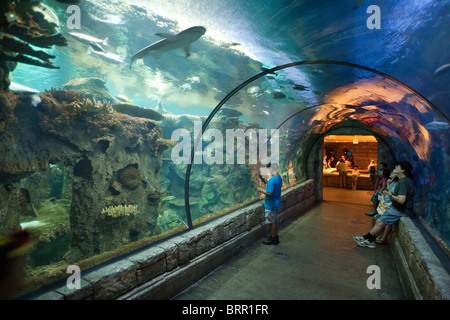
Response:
[0,0,449,299]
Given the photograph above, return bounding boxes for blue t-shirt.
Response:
[264,175,282,211]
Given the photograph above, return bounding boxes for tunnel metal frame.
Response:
[183,59,449,229]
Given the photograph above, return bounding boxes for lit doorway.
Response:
[322,135,378,198]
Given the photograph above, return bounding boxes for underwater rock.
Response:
[61,77,115,103]
[113,103,164,121]
[0,86,164,263]
[44,88,84,104]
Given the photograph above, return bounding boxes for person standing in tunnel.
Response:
[353,161,414,248]
[336,157,348,188]
[368,160,377,190]
[257,163,283,245]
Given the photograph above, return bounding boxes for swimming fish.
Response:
[433,64,450,77]
[69,32,109,46]
[90,42,105,53]
[115,94,132,103]
[271,91,286,99]
[88,48,125,64]
[247,86,262,97]
[130,26,206,69]
[162,195,176,202]
[186,76,200,83]
[293,84,308,91]
[424,121,449,130]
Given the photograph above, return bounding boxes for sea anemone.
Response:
[119,166,141,190]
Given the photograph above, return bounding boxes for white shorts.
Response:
[265,209,278,224]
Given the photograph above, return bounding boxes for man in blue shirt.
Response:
[257,163,283,245]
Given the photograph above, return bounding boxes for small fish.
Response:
[90,42,105,53]
[162,195,176,202]
[130,26,206,69]
[247,86,262,97]
[69,32,109,46]
[206,179,215,185]
[179,83,192,91]
[186,76,200,83]
[293,84,308,91]
[433,64,450,77]
[115,94,132,103]
[271,91,286,99]
[424,121,449,130]
[88,48,124,64]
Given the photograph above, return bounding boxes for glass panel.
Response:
[1,0,448,298]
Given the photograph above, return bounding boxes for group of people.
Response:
[256,159,415,249]
[353,160,414,248]
[335,156,362,189]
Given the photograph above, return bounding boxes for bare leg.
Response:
[377,225,392,242]
[369,219,386,237]
[271,222,278,237]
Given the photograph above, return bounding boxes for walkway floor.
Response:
[173,187,406,300]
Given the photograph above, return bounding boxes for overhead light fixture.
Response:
[353,135,359,144]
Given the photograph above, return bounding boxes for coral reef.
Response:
[0,0,68,90]
[67,97,113,115]
[61,77,116,103]
[0,76,164,267]
[101,204,139,219]
[44,88,84,104]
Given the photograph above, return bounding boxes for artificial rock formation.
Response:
[0,88,164,263]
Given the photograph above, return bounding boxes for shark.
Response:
[130,26,206,69]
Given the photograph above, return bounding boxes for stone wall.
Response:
[30,180,316,300]
[392,217,450,300]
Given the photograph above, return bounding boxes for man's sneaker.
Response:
[263,235,279,245]
[352,235,365,242]
[365,210,376,216]
[357,239,375,249]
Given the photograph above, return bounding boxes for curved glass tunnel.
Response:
[0,0,448,298]
[185,61,450,250]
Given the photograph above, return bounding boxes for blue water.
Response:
[5,0,450,288]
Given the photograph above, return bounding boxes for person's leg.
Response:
[263,210,279,245]
[377,225,392,243]
[271,222,278,238]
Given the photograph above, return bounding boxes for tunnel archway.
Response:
[184,59,449,254]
